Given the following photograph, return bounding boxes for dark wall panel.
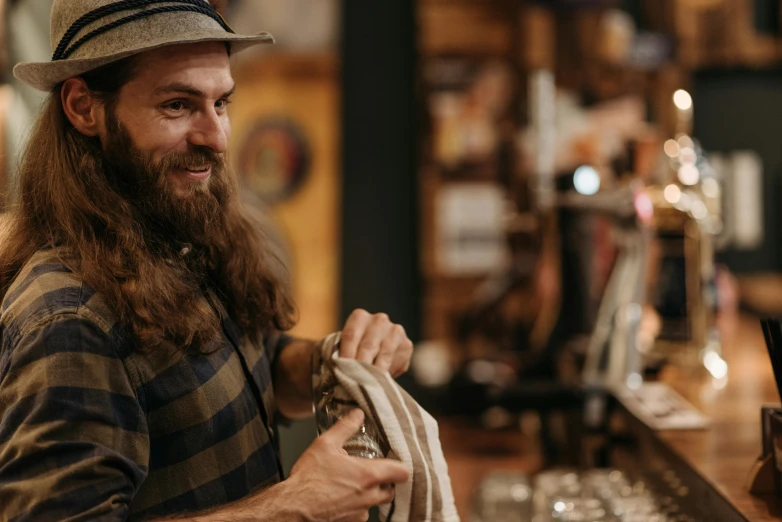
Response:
[341,0,420,339]
[693,68,782,273]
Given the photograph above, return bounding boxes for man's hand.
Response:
[339,309,414,377]
[155,410,409,522]
[287,409,410,521]
[273,310,413,420]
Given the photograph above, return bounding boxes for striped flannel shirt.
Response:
[0,248,293,521]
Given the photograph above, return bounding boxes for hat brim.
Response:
[13,29,274,92]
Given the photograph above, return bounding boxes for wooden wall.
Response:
[230,54,341,338]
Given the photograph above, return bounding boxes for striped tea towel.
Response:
[314,332,460,522]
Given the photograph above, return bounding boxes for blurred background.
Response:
[7,1,782,520]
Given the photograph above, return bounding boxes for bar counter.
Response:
[651,313,782,521]
[438,313,782,521]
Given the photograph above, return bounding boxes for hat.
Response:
[13,0,274,92]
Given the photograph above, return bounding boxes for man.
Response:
[0,1,413,520]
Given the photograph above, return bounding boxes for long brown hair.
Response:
[0,57,297,352]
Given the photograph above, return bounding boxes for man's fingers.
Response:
[389,336,413,377]
[376,325,407,374]
[340,311,414,377]
[373,345,394,372]
[369,459,410,485]
[337,510,370,522]
[372,323,402,371]
[368,484,396,507]
[356,317,392,365]
[321,409,365,447]
[340,309,371,359]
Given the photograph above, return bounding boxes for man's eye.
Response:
[216,98,232,109]
[165,101,186,112]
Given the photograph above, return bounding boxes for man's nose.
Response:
[188,110,229,153]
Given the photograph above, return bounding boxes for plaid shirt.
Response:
[0,249,292,521]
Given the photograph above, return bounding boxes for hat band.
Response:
[53,0,234,61]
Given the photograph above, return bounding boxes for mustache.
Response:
[158,148,225,173]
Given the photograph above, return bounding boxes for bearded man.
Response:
[0,1,413,520]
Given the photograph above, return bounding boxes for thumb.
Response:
[321,409,365,448]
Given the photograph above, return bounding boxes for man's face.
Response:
[105,42,234,199]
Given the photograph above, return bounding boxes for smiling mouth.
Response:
[171,165,213,182]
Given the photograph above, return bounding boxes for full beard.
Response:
[100,109,233,273]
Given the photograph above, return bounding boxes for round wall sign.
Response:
[237,117,311,204]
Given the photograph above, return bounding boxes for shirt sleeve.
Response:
[262,330,301,426]
[0,313,149,522]
[262,329,294,369]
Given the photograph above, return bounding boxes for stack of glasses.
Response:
[471,471,533,522]
[472,469,696,522]
[534,469,693,522]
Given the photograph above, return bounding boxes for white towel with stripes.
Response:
[316,333,460,522]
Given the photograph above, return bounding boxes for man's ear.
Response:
[211,0,228,15]
[61,77,105,137]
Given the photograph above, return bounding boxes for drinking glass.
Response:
[472,470,533,522]
[311,335,384,459]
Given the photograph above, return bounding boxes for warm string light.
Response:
[703,351,728,380]
[673,89,692,111]
[663,139,679,158]
[663,184,681,204]
[678,164,699,186]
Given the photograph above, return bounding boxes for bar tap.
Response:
[647,90,725,378]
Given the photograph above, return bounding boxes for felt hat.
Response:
[14,0,274,92]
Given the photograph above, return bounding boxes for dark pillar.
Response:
[341,0,420,341]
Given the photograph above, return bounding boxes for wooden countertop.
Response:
[654,314,782,521]
[437,313,782,520]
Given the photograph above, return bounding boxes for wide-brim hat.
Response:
[14,0,274,92]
